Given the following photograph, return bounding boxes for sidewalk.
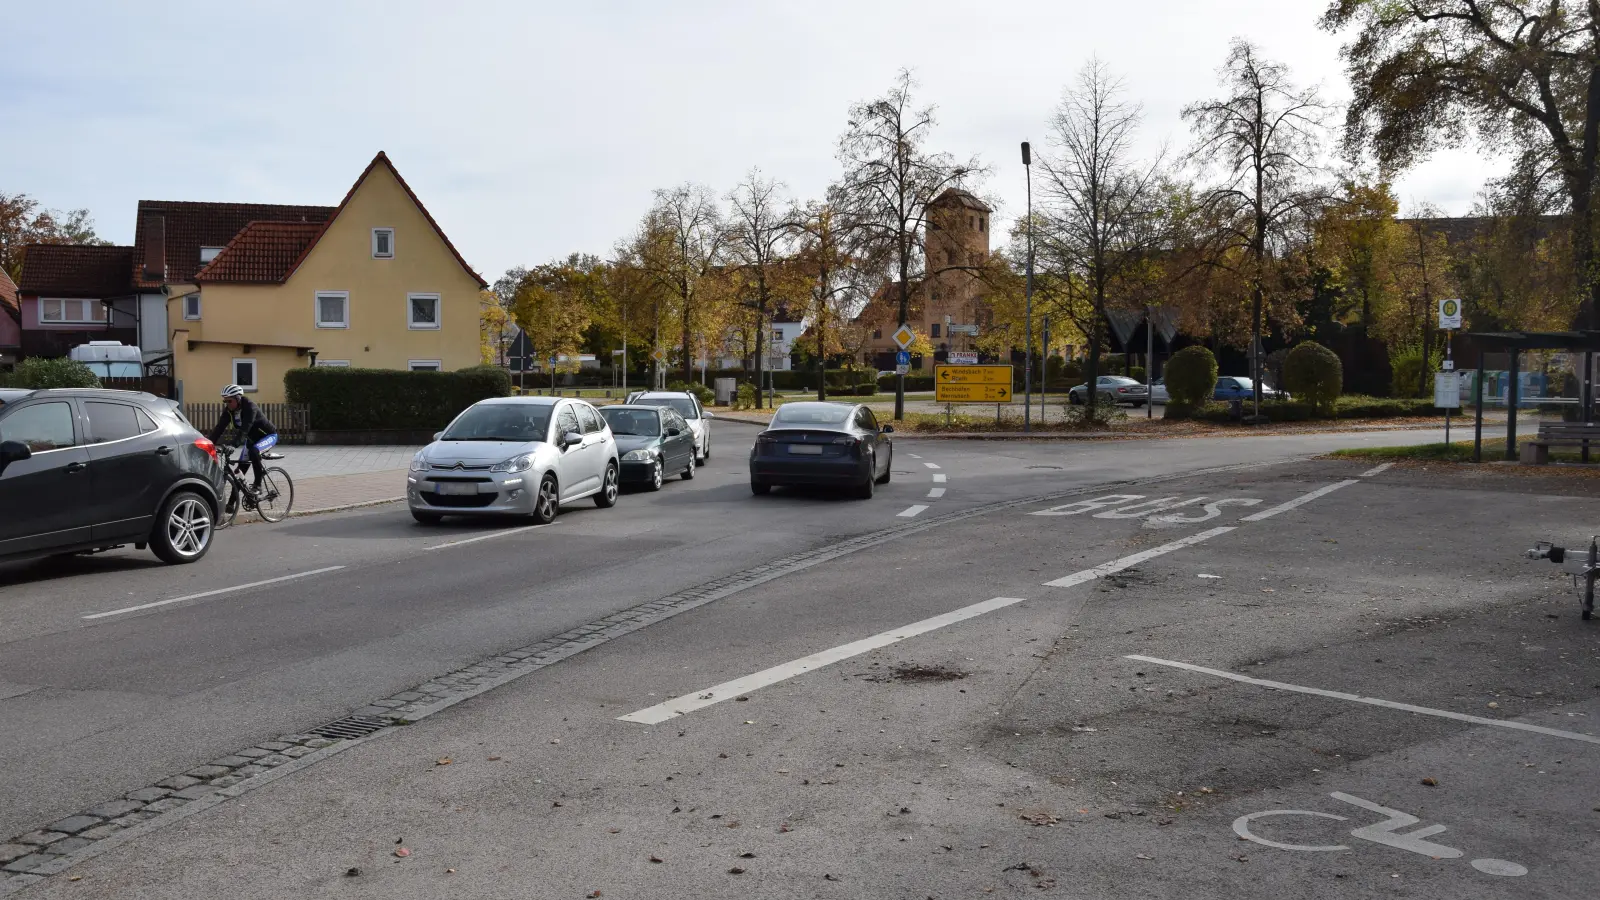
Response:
[290,469,407,516]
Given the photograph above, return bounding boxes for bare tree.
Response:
[791,191,873,400]
[837,70,985,419]
[631,184,727,384]
[1184,39,1330,418]
[726,171,798,407]
[1034,59,1172,422]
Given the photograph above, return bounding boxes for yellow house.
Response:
[169,152,487,403]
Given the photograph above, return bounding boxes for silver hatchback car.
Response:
[406,397,620,524]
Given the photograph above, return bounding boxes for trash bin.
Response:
[714,377,737,406]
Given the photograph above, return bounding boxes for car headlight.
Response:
[622,448,659,462]
[409,454,429,473]
[490,453,535,474]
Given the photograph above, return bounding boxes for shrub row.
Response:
[1164,395,1439,423]
[285,365,511,430]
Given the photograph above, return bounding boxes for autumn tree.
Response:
[0,192,109,279]
[510,255,601,388]
[1323,0,1600,329]
[726,171,804,406]
[630,184,727,383]
[479,289,510,365]
[1185,39,1331,415]
[837,70,985,419]
[790,193,876,399]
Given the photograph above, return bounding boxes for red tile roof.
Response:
[0,268,19,321]
[17,245,138,297]
[193,222,324,283]
[133,201,333,288]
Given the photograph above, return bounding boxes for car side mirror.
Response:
[667,427,682,436]
[0,440,30,467]
[562,431,584,448]
[432,432,443,442]
[703,411,715,419]
[881,425,894,434]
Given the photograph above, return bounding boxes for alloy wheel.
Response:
[167,497,213,559]
[537,478,558,520]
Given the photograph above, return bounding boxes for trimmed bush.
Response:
[1164,346,1218,407]
[0,357,101,389]
[853,382,878,396]
[735,382,757,410]
[1177,395,1437,423]
[667,380,715,406]
[285,365,511,431]
[1284,342,1343,414]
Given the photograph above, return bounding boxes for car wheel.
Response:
[411,509,443,525]
[1069,392,1083,405]
[594,463,620,508]
[150,490,214,565]
[854,474,875,500]
[875,446,893,484]
[1131,401,1145,408]
[750,479,771,495]
[532,473,560,524]
[680,457,695,480]
[646,461,664,491]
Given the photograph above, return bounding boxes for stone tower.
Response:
[922,188,992,354]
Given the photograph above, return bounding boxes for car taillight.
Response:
[1117,387,1129,393]
[194,437,218,461]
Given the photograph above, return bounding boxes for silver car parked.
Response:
[406,397,620,524]
[629,391,715,464]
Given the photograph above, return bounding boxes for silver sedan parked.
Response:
[407,397,620,524]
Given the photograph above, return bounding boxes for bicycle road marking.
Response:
[82,567,347,620]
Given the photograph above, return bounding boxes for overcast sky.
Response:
[3,0,1497,284]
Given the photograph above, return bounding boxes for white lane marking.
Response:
[425,522,554,550]
[933,474,947,483]
[82,567,347,620]
[909,454,923,459]
[928,488,946,499]
[1043,527,1234,587]
[1240,480,1358,522]
[619,595,1030,724]
[1359,463,1394,477]
[898,505,930,518]
[924,462,941,470]
[1126,655,1600,746]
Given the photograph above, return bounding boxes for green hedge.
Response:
[285,365,511,430]
[1164,395,1439,423]
[0,357,100,389]
[1285,342,1343,414]
[878,374,936,391]
[1164,346,1218,407]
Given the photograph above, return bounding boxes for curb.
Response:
[288,496,404,518]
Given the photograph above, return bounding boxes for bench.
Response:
[1521,421,1600,464]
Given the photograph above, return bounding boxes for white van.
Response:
[70,341,143,379]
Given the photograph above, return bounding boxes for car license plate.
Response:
[787,444,823,455]
[434,482,478,495]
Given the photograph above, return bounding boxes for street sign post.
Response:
[896,350,911,366]
[935,364,1013,403]
[948,351,978,365]
[1439,298,1463,330]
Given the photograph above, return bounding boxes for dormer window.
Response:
[372,228,395,259]
[200,247,223,264]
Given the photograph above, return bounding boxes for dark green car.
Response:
[597,405,696,491]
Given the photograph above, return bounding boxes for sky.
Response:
[2,0,1499,284]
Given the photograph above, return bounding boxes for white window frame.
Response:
[407,292,441,330]
[407,359,442,372]
[40,298,108,324]
[372,228,395,259]
[183,294,202,321]
[199,247,224,264]
[232,358,258,392]
[315,291,350,329]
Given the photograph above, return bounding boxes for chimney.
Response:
[141,211,166,283]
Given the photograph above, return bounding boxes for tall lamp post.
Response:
[1022,141,1034,433]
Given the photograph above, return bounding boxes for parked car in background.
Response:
[629,391,714,464]
[407,397,619,524]
[1067,376,1149,407]
[0,388,224,565]
[598,404,696,491]
[1213,376,1291,402]
[749,401,893,499]
[1149,378,1169,404]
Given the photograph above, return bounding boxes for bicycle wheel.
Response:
[255,468,294,523]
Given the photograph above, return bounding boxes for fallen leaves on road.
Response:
[394,848,410,858]
[1017,810,1059,826]
[649,855,663,863]
[487,756,502,761]
[1421,777,1439,787]
[436,757,452,766]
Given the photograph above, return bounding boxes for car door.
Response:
[0,398,94,557]
[663,410,692,471]
[855,407,884,477]
[552,404,589,500]
[84,399,170,541]
[577,403,611,484]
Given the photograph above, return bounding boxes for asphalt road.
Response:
[11,420,1589,900]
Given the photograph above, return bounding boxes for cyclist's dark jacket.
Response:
[209,397,277,447]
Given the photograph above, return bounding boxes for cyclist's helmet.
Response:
[221,384,245,399]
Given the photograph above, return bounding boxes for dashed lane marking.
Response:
[933,474,947,483]
[908,454,923,459]
[1125,655,1600,746]
[928,488,946,499]
[898,505,930,518]
[1240,480,1357,522]
[924,462,941,469]
[1359,463,1394,477]
[82,567,347,620]
[1042,527,1234,587]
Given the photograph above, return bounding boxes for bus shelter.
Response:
[1468,331,1600,462]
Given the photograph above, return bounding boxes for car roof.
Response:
[600,404,660,416]
[477,395,561,407]
[10,388,166,403]
[635,391,695,400]
[775,401,858,412]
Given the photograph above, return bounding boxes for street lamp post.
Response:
[1022,141,1034,433]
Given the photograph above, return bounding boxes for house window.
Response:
[931,324,942,338]
[407,293,441,330]
[772,327,783,341]
[872,328,882,340]
[40,298,108,324]
[408,359,442,372]
[372,228,395,259]
[315,291,349,328]
[979,217,986,232]
[183,294,202,320]
[232,358,258,392]
[200,247,224,264]
[945,249,957,266]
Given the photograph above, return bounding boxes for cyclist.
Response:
[210,384,278,491]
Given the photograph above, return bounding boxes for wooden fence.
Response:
[182,402,311,444]
[100,375,174,397]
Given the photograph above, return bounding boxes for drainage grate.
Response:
[309,715,389,741]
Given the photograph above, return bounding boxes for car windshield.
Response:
[599,407,660,436]
[636,396,698,419]
[440,404,552,442]
[771,404,853,426]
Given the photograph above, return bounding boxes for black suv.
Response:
[0,388,225,565]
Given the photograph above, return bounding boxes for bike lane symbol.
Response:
[1233,792,1527,877]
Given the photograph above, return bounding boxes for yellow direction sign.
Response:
[935,364,1014,402]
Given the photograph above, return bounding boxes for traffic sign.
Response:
[895,350,911,366]
[948,351,978,365]
[651,348,665,362]
[892,324,916,350]
[1439,298,1463,330]
[1434,371,1461,408]
[895,364,910,375]
[935,364,1013,403]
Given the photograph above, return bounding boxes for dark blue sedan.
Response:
[1214,376,1291,402]
[749,402,894,500]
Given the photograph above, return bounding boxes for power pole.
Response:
[1022,141,1034,433]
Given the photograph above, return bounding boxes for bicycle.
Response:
[218,445,295,526]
